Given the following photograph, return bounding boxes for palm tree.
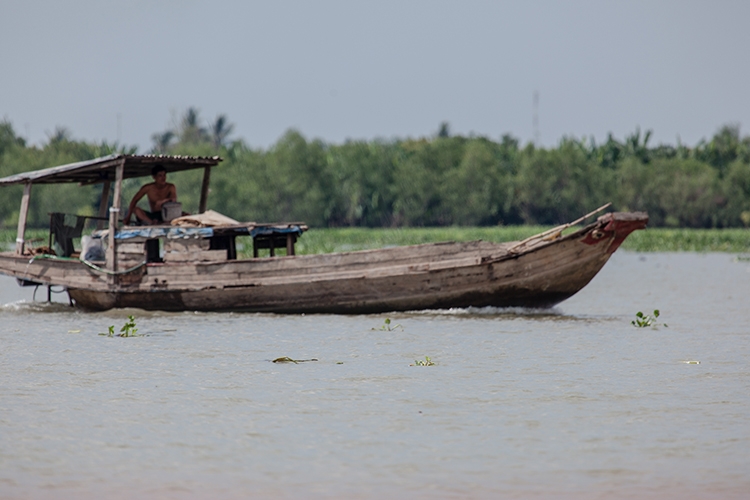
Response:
[623,127,652,164]
[210,114,234,148]
[151,131,175,154]
[437,121,451,138]
[178,107,208,144]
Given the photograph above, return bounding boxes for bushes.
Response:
[2,117,750,229]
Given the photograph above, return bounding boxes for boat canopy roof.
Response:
[0,154,222,186]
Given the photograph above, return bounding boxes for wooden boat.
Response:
[0,154,648,313]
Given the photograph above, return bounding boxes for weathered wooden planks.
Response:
[2,212,648,313]
[163,249,227,263]
[0,253,112,291]
[15,183,32,254]
[164,239,209,252]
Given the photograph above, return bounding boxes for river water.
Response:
[1,252,748,499]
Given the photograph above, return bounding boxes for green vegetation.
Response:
[2,226,750,254]
[99,315,143,337]
[412,356,435,366]
[622,228,750,252]
[3,112,750,231]
[631,310,667,328]
[292,226,548,256]
[372,318,404,331]
[288,227,750,256]
[0,228,49,252]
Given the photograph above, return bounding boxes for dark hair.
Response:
[151,164,166,176]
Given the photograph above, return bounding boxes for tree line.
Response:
[2,109,750,230]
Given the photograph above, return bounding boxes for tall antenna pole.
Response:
[533,90,540,145]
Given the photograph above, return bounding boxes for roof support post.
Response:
[15,182,32,255]
[106,159,125,278]
[198,166,211,214]
[97,181,111,230]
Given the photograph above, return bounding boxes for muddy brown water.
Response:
[1,252,748,499]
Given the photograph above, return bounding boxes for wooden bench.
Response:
[250,223,307,257]
[253,232,298,257]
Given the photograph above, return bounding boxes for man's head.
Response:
[151,165,167,185]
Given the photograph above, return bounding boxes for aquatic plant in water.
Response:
[99,315,143,337]
[373,318,403,331]
[631,310,667,328]
[411,356,435,366]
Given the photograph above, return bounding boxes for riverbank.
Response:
[293,226,750,255]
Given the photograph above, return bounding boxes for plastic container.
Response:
[161,202,182,222]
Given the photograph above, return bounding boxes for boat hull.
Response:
[2,212,648,313]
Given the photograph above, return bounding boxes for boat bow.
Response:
[586,211,649,253]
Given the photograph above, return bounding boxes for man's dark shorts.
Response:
[138,210,163,224]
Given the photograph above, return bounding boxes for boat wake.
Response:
[406,305,564,318]
[0,300,75,314]
[402,306,619,324]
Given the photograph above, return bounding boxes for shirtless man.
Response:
[124,165,177,225]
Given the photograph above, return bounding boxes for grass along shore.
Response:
[293,227,750,255]
[2,226,750,255]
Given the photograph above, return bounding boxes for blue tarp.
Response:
[109,225,303,240]
[115,227,214,240]
[250,226,304,237]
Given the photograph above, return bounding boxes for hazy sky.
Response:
[2,0,749,152]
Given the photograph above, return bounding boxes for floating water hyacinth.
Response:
[373,318,403,331]
[99,315,144,337]
[631,310,667,328]
[411,356,435,366]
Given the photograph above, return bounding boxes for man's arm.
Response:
[124,185,149,223]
